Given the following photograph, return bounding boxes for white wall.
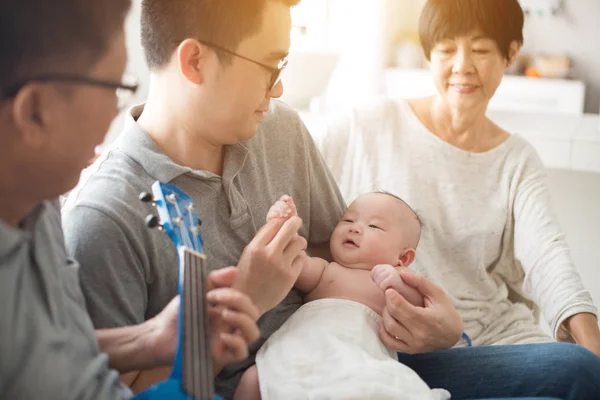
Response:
[521,0,600,114]
[547,169,600,307]
[317,0,388,112]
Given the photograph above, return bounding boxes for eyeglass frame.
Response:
[1,74,139,111]
[198,39,288,90]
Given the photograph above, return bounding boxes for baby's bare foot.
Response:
[371,264,403,292]
[266,195,297,222]
[371,264,424,307]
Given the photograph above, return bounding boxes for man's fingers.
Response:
[208,306,222,320]
[252,216,287,247]
[221,308,261,344]
[206,288,260,321]
[219,333,249,361]
[281,234,307,266]
[207,267,238,290]
[267,216,303,252]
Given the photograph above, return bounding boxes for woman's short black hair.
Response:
[419,0,524,61]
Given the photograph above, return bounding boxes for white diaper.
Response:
[256,298,450,400]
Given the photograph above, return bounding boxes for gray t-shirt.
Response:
[0,200,132,400]
[62,100,346,399]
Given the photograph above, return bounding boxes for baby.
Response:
[234,192,449,400]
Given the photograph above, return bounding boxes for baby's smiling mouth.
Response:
[343,238,359,248]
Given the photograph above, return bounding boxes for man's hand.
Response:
[148,267,260,370]
[378,268,463,354]
[233,198,306,316]
[266,194,297,221]
[207,285,261,374]
[268,194,329,263]
[146,296,181,367]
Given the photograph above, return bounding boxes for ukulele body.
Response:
[134,379,224,400]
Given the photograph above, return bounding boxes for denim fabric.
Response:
[398,343,600,400]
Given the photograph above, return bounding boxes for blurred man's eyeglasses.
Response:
[1,74,139,111]
[199,40,288,90]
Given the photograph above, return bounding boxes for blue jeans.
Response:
[397,343,600,400]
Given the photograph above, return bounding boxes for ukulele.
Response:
[134,181,223,400]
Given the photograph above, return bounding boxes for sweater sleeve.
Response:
[513,146,598,341]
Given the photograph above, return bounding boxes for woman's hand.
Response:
[371,264,424,307]
[564,312,600,357]
[378,268,463,354]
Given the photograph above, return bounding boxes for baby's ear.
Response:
[398,248,416,267]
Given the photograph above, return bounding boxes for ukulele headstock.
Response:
[140,182,204,253]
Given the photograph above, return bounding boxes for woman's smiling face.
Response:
[429,30,518,112]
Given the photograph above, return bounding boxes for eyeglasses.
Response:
[199,40,288,90]
[1,74,139,111]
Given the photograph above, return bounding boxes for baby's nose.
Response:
[349,225,362,234]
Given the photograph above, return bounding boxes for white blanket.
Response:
[256,298,450,400]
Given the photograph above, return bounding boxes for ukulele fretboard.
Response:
[182,248,213,399]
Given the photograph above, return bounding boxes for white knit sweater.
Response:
[318,97,598,346]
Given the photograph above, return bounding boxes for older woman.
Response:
[320,0,600,398]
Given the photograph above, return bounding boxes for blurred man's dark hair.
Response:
[0,0,131,94]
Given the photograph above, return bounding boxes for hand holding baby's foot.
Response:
[266,195,297,222]
[371,264,404,293]
[371,264,424,307]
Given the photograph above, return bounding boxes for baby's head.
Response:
[330,192,421,270]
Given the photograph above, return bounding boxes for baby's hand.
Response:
[266,195,297,222]
[371,264,424,307]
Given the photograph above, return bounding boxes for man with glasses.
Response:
[0,0,262,398]
[2,75,139,111]
[62,0,348,398]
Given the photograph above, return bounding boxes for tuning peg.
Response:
[139,192,154,203]
[166,193,177,204]
[185,204,201,226]
[145,215,161,229]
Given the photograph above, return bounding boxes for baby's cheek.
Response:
[364,239,387,260]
